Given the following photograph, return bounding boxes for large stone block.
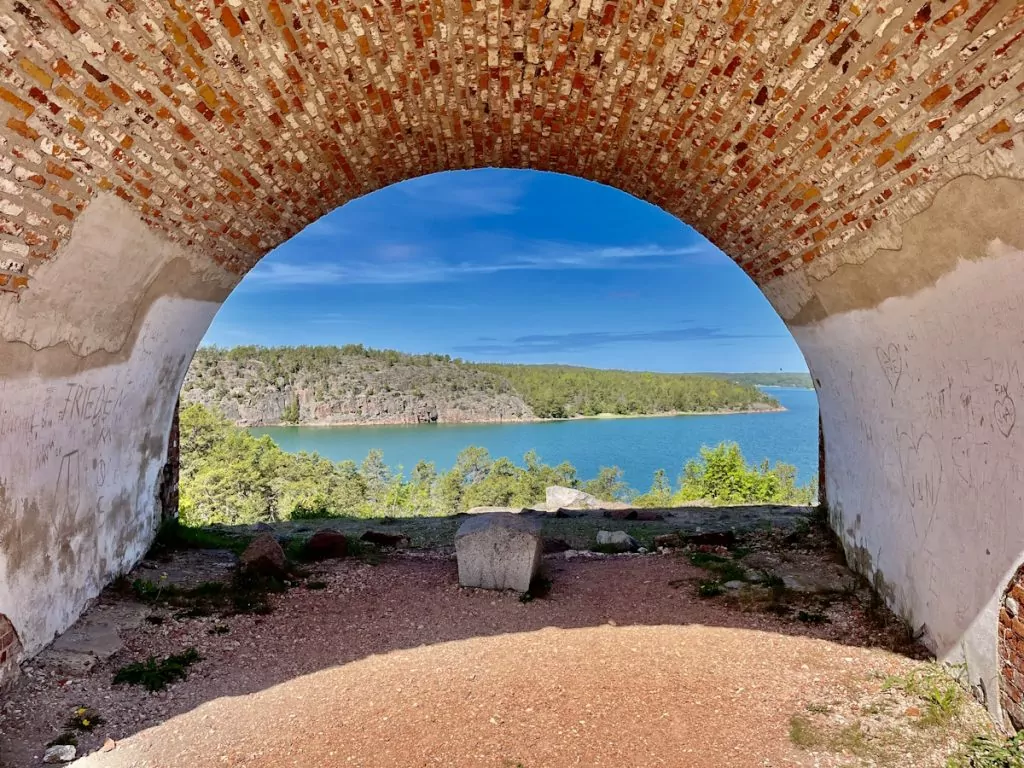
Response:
[455,513,543,592]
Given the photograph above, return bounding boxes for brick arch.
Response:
[0,0,1022,706]
[999,565,1024,729]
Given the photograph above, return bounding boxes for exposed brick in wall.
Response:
[0,613,21,686]
[158,398,180,521]
[999,566,1024,729]
[0,0,1019,298]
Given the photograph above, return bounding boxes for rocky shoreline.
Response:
[238,402,786,429]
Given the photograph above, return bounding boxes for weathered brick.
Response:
[921,85,953,111]
[0,0,1010,298]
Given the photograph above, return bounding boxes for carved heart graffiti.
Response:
[994,393,1016,438]
[876,343,902,392]
[898,432,942,537]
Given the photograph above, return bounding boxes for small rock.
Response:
[464,506,527,516]
[595,530,639,552]
[604,508,639,520]
[239,534,288,578]
[360,530,411,548]
[304,530,348,560]
[101,738,116,752]
[684,530,736,548]
[653,533,685,548]
[564,550,580,560]
[546,486,601,509]
[742,552,779,570]
[904,706,921,717]
[1007,596,1020,617]
[723,580,746,590]
[542,537,572,553]
[43,744,76,764]
[635,510,665,521]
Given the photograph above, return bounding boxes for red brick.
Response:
[921,85,952,111]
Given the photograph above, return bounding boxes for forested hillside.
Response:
[708,372,814,389]
[181,345,781,427]
[474,363,779,418]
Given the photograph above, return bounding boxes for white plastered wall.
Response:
[0,194,234,657]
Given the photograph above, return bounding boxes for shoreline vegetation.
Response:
[179,402,817,527]
[183,344,802,429]
[253,402,787,430]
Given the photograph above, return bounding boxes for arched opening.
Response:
[0,0,1021,738]
[178,168,818,519]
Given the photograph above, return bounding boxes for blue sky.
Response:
[202,169,807,373]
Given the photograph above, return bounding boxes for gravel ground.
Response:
[0,539,989,767]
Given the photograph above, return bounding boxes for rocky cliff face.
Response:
[181,353,535,426]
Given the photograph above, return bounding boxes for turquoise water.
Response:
[251,387,819,492]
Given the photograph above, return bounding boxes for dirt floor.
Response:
[0,508,997,767]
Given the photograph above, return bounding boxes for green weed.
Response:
[698,580,724,598]
[882,664,965,726]
[688,552,747,583]
[947,731,1024,767]
[65,706,104,731]
[113,648,201,691]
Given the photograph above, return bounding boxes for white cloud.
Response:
[243,239,726,288]
[294,219,346,240]
[396,170,530,216]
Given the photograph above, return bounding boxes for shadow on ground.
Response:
[0,505,960,768]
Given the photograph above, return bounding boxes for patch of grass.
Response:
[65,706,104,731]
[688,551,729,567]
[789,715,823,748]
[688,551,747,583]
[151,519,252,556]
[348,538,385,565]
[882,664,965,727]
[698,580,724,598]
[947,731,1024,767]
[282,537,308,562]
[130,572,285,618]
[113,648,201,691]
[760,571,788,601]
[789,716,873,758]
[783,516,813,544]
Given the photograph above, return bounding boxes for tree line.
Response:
[183,344,782,424]
[178,402,815,527]
[472,362,779,418]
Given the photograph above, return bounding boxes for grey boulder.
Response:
[595,530,640,552]
[455,513,543,592]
